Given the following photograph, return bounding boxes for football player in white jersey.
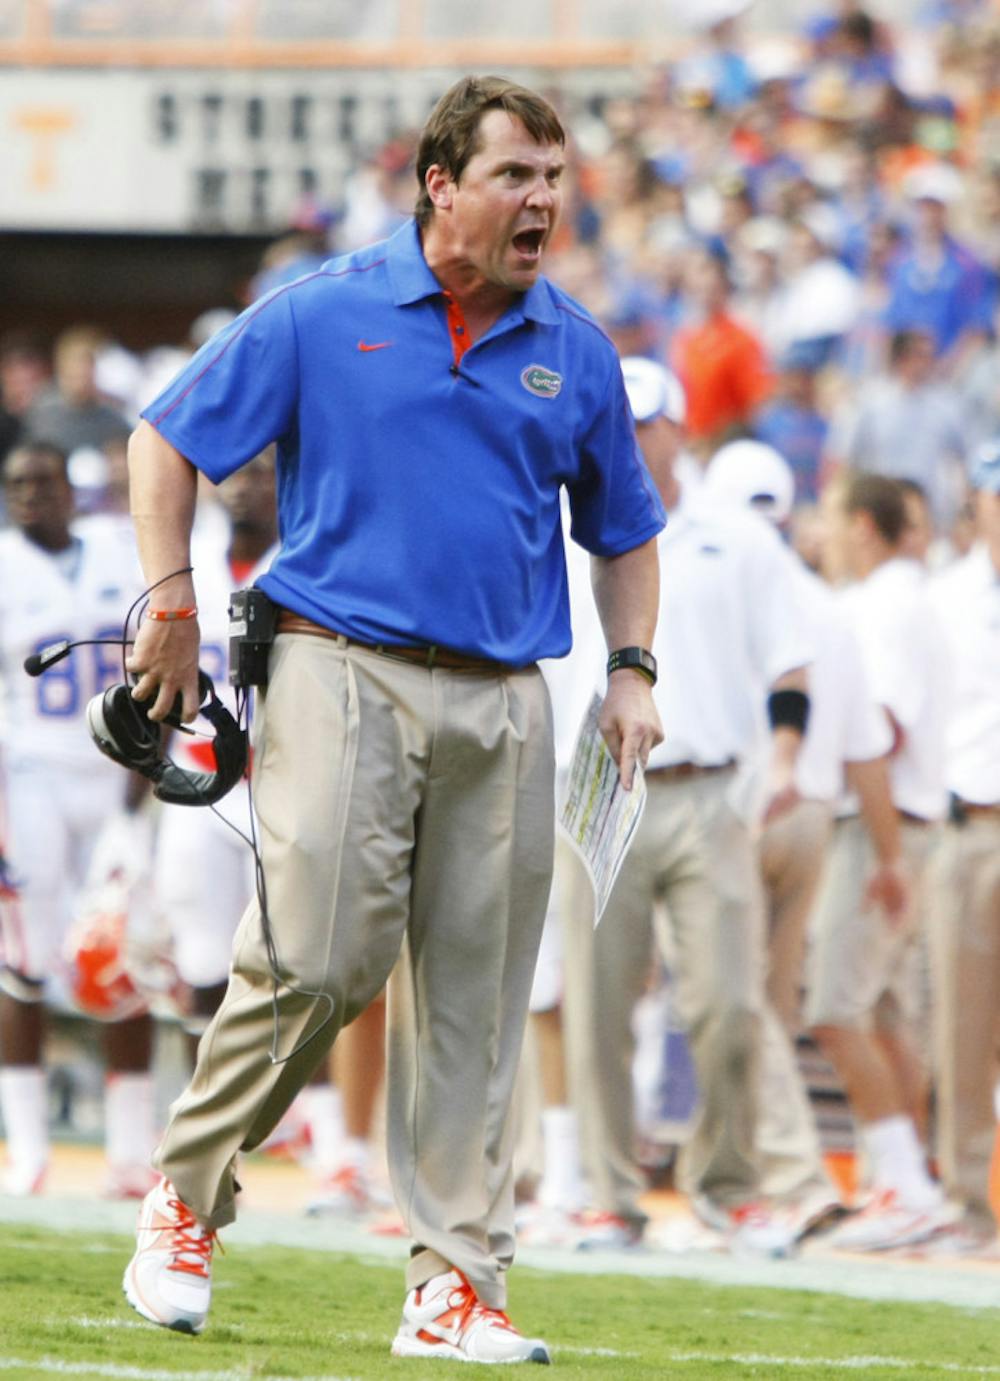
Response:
[153,450,372,1205]
[0,441,156,1196]
[153,453,277,1050]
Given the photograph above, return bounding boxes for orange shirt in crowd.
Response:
[671,312,773,444]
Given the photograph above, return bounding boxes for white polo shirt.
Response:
[791,564,893,802]
[928,543,1000,805]
[646,496,813,769]
[838,557,950,821]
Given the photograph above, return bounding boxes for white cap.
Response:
[739,215,788,257]
[797,201,843,253]
[704,439,795,524]
[621,356,686,426]
[903,162,963,205]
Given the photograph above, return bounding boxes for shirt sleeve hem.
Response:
[137,413,234,483]
[577,517,666,560]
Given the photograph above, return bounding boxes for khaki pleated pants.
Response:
[562,771,766,1223]
[155,633,554,1308]
[927,814,1000,1233]
[756,798,836,1201]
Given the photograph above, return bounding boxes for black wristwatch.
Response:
[607,646,657,687]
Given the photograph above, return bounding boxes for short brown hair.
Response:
[415,75,565,228]
[843,472,907,545]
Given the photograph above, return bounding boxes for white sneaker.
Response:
[902,1219,1000,1260]
[573,1210,644,1251]
[105,1162,160,1201]
[692,1194,795,1257]
[515,1202,584,1248]
[774,1186,850,1243]
[305,1163,390,1218]
[2,1156,47,1197]
[390,1269,551,1364]
[122,1178,216,1333]
[822,1189,959,1253]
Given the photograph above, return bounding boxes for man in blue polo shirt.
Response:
[121,76,664,1364]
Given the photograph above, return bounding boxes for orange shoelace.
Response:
[164,1195,220,1278]
[418,1272,518,1345]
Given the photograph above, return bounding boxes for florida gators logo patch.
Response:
[520,364,563,399]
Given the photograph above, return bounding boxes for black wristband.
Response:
[767,688,810,734]
[607,646,657,687]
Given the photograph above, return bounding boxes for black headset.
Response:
[86,670,247,807]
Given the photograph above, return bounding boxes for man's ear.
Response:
[424,163,455,212]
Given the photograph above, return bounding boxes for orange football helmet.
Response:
[66,898,148,1023]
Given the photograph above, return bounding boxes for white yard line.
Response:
[670,1354,1000,1376]
[0,1360,356,1381]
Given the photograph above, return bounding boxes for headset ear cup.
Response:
[88,673,247,807]
[152,695,247,807]
[86,685,163,778]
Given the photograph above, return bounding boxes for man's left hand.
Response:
[599,671,663,791]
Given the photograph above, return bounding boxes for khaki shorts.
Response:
[805,815,937,1031]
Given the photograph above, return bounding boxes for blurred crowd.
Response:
[5,2,1000,540]
[0,0,999,1262]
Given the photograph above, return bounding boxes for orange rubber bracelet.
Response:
[146,606,198,622]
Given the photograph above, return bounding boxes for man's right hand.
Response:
[125,616,202,722]
[863,857,910,927]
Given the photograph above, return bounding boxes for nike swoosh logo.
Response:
[358,340,393,352]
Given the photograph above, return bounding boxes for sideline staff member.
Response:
[122,76,664,1364]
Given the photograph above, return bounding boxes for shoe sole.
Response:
[122,1264,204,1335]
[827,1219,952,1253]
[391,1335,551,1364]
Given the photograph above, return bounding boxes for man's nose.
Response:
[526,175,556,208]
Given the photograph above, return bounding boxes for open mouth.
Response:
[512,227,545,260]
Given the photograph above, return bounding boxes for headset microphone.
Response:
[24,637,130,677]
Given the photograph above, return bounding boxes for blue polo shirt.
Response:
[142,220,664,665]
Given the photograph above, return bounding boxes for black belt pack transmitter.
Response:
[228,587,277,688]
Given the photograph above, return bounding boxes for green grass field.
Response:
[2,1226,998,1381]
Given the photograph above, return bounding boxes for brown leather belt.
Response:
[646,759,736,782]
[276,610,519,674]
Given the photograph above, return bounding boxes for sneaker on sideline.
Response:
[306,1163,381,1218]
[122,1178,216,1334]
[647,1211,727,1254]
[820,1188,959,1253]
[105,1162,160,1201]
[692,1194,795,1257]
[573,1209,644,1251]
[515,1202,585,1248]
[1,1156,47,1197]
[391,1269,551,1364]
[774,1185,851,1244]
[899,1219,1000,1260]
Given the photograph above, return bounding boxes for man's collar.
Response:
[387,220,442,306]
[386,218,560,326]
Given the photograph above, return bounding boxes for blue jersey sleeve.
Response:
[565,356,666,557]
[141,284,301,481]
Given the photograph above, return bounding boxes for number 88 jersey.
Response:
[0,514,145,770]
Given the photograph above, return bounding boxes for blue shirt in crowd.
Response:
[884,236,996,355]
